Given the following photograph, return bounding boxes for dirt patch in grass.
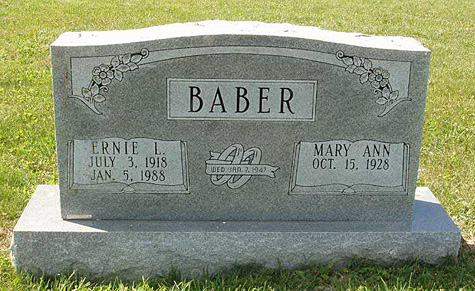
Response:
[0,224,13,252]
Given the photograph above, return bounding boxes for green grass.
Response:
[0,0,474,290]
[2,257,475,291]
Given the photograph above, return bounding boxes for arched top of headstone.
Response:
[52,20,429,52]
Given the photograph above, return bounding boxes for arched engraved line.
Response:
[138,46,344,68]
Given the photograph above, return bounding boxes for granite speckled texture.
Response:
[51,21,431,221]
[11,185,460,281]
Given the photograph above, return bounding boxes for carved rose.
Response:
[92,64,114,86]
[369,67,389,89]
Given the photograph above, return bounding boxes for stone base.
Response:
[11,186,460,281]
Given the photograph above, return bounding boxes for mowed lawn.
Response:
[0,0,474,290]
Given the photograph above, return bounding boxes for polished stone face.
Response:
[51,21,430,221]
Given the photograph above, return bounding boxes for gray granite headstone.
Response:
[51,21,430,222]
[11,21,460,279]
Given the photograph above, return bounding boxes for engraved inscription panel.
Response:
[68,138,189,194]
[290,140,409,194]
[167,79,317,121]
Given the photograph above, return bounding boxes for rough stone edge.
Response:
[11,186,461,281]
[51,20,429,52]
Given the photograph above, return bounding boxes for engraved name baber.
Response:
[168,79,317,120]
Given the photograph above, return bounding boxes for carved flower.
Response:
[369,68,389,89]
[92,64,114,86]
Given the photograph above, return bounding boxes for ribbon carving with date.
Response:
[205,144,279,189]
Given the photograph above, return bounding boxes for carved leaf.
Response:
[93,94,106,103]
[114,70,123,81]
[389,90,399,100]
[360,72,369,84]
[117,64,130,72]
[82,87,91,98]
[91,84,100,96]
[376,97,388,105]
[111,56,120,68]
[353,56,362,66]
[131,54,142,63]
[364,59,372,70]
[346,64,357,73]
[122,53,131,64]
[354,67,366,75]
[382,87,391,98]
[343,57,353,66]
[128,62,139,71]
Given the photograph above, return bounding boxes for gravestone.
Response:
[11,21,460,280]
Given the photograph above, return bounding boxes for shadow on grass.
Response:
[14,249,475,291]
